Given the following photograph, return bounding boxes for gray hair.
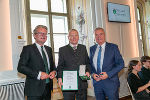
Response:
[33,25,48,34]
[94,27,105,33]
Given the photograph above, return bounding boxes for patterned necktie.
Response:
[41,46,50,83]
[73,46,77,50]
[97,46,102,74]
[73,46,77,52]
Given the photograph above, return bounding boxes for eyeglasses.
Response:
[36,32,47,36]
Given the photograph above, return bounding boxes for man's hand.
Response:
[49,71,56,79]
[99,72,108,80]
[93,73,101,81]
[146,89,150,93]
[85,72,90,77]
[40,72,49,80]
[58,78,63,89]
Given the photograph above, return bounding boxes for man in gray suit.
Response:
[18,25,56,100]
[57,29,90,100]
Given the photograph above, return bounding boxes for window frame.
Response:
[24,0,71,61]
[137,0,147,56]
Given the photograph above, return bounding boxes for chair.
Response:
[127,82,135,100]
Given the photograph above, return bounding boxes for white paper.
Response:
[62,71,78,90]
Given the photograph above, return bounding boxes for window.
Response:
[25,0,70,65]
[137,8,144,56]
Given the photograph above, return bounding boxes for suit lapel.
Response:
[32,43,44,63]
[76,44,82,58]
[44,46,51,60]
[102,43,110,68]
[44,46,52,67]
[91,44,98,59]
[91,44,98,72]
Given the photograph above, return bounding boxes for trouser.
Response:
[63,88,87,100]
[27,83,51,100]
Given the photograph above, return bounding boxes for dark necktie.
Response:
[73,46,77,52]
[41,46,50,83]
[73,46,77,50]
[97,46,102,74]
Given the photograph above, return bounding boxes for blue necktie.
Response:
[97,46,102,74]
[41,46,50,83]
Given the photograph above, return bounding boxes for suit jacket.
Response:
[138,66,150,83]
[57,44,90,89]
[138,66,150,90]
[90,42,124,87]
[17,43,56,96]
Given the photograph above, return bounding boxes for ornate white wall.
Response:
[0,0,26,85]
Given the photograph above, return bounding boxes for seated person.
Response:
[138,56,150,90]
[127,60,150,100]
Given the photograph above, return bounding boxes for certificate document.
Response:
[62,71,78,90]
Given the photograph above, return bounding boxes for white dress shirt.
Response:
[35,43,50,80]
[70,43,78,49]
[93,42,106,72]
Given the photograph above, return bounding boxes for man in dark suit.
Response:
[138,56,150,90]
[17,25,56,100]
[90,27,124,100]
[57,29,90,100]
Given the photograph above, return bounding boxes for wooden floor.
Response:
[119,95,132,100]
[87,95,132,100]
[87,96,96,100]
[58,95,132,100]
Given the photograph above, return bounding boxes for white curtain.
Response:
[0,82,25,100]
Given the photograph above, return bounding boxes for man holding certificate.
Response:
[57,29,90,100]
